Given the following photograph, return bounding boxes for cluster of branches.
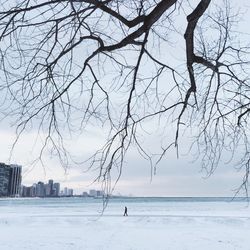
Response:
[0,0,249,196]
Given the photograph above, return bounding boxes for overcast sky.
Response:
[0,0,249,196]
[0,113,246,198]
[0,113,245,196]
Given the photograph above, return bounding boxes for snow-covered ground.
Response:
[0,197,250,250]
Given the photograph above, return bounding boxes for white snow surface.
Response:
[0,197,250,250]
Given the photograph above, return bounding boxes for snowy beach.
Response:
[0,197,250,250]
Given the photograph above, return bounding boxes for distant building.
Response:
[21,184,37,198]
[30,184,36,197]
[21,185,35,197]
[61,187,73,196]
[96,190,104,197]
[21,185,28,197]
[68,189,73,196]
[89,189,97,197]
[82,192,88,197]
[9,164,22,197]
[63,187,68,196]
[0,163,11,197]
[53,183,60,197]
[36,182,45,197]
[45,184,51,196]
[48,179,54,196]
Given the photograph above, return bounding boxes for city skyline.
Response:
[1,162,108,198]
[0,162,77,198]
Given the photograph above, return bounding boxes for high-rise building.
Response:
[68,189,73,196]
[36,181,45,197]
[30,184,37,197]
[9,164,22,197]
[21,184,37,197]
[0,163,11,197]
[21,185,32,197]
[48,179,54,196]
[63,187,68,196]
[45,184,51,196]
[53,183,60,197]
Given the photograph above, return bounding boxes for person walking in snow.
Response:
[123,206,128,216]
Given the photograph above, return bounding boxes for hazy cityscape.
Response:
[1,1,250,249]
[0,162,103,198]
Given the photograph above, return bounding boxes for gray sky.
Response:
[0,0,249,196]
[0,120,245,196]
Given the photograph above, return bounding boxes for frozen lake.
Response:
[0,197,250,250]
